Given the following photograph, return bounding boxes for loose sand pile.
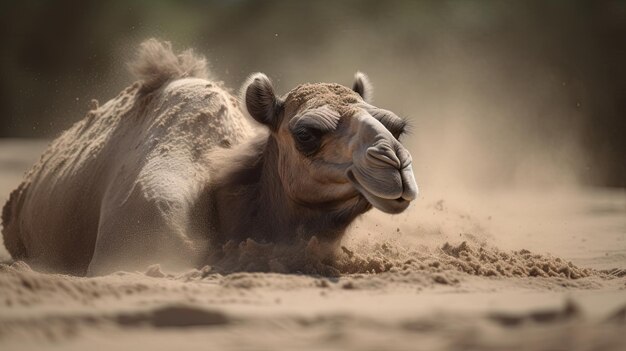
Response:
[0,240,606,309]
[204,237,596,281]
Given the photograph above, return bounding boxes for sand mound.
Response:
[0,239,607,311]
[201,237,596,280]
[439,241,593,278]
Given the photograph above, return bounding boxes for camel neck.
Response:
[209,134,369,245]
[253,135,297,240]
[209,135,296,244]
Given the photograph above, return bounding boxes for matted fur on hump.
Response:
[128,38,210,94]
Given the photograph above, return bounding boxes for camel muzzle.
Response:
[365,142,418,202]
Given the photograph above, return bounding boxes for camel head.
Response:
[241,72,418,214]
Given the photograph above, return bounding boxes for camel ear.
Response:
[352,71,373,103]
[241,73,282,130]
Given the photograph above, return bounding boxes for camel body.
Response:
[2,40,418,275]
[2,77,251,275]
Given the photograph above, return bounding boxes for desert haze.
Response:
[1,2,626,350]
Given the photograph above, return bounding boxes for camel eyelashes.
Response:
[397,117,411,138]
[368,108,407,139]
[387,117,408,139]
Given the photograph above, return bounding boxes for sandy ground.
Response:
[1,139,625,351]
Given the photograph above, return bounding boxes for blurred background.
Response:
[0,0,625,190]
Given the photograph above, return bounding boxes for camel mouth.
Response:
[346,169,412,214]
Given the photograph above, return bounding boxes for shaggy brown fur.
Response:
[129,39,210,94]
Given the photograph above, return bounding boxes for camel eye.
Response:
[293,128,322,155]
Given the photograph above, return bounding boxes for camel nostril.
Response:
[366,146,402,169]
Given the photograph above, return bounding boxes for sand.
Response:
[1,139,625,351]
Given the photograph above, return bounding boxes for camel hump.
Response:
[2,182,28,259]
[128,38,210,94]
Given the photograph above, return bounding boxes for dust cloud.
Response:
[1,3,625,350]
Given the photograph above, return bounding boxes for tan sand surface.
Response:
[1,139,625,351]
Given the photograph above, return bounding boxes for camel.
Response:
[1,39,418,276]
